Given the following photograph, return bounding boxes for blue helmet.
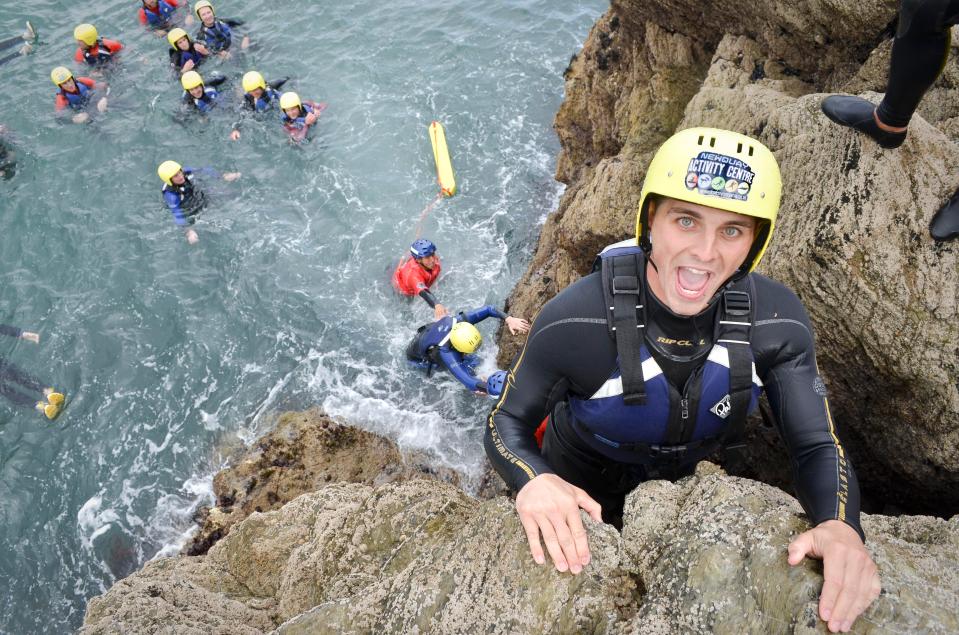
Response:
[410,238,436,259]
[486,370,508,397]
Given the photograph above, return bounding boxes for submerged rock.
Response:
[81,462,959,634]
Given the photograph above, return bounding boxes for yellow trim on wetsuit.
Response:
[823,394,850,522]
[486,310,542,482]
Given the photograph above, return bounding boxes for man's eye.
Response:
[678,217,694,228]
[724,226,741,237]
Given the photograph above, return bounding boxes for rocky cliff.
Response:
[499,0,958,516]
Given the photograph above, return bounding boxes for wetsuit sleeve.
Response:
[754,278,864,541]
[206,76,227,88]
[163,190,191,226]
[187,166,219,178]
[439,348,485,392]
[269,77,289,90]
[418,289,438,308]
[78,78,96,89]
[138,9,147,24]
[74,49,84,63]
[55,95,68,112]
[0,324,23,338]
[462,305,507,324]
[104,39,123,53]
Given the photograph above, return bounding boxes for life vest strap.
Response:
[601,252,647,405]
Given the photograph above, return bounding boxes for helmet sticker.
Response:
[685,152,754,202]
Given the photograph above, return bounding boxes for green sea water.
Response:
[0,0,605,631]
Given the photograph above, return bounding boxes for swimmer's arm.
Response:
[163,191,192,226]
[0,324,22,338]
[418,288,438,309]
[461,305,506,324]
[103,39,123,53]
[440,348,485,392]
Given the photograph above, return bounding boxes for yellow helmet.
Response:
[449,322,482,354]
[50,66,74,86]
[242,71,266,93]
[181,70,204,91]
[636,127,781,274]
[279,91,301,111]
[167,27,189,48]
[157,160,183,186]
[193,0,215,19]
[74,23,98,46]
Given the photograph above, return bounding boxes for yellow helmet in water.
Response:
[167,28,189,48]
[279,91,301,111]
[242,71,266,93]
[181,70,204,91]
[449,322,482,354]
[193,0,215,19]
[74,23,98,46]
[636,127,782,275]
[157,160,183,186]
[50,66,74,86]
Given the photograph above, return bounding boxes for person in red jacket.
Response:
[392,238,446,318]
[72,24,122,67]
[138,0,181,35]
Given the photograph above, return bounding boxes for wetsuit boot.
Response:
[821,96,907,149]
[930,186,959,241]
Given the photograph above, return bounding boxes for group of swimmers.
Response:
[392,238,531,398]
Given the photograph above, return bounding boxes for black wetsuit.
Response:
[485,265,864,539]
[878,0,959,127]
[0,324,46,409]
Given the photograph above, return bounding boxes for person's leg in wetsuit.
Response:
[821,0,959,241]
[0,357,60,417]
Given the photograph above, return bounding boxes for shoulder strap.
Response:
[601,251,647,405]
[716,275,755,461]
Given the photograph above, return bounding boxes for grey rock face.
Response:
[82,464,959,634]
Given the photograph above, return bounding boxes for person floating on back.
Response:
[0,21,37,67]
[279,92,325,142]
[0,324,65,420]
[157,160,240,244]
[193,0,249,56]
[405,305,529,395]
[51,66,108,124]
[139,0,181,35]
[229,70,289,140]
[393,238,447,319]
[180,70,225,113]
[167,27,209,75]
[820,0,959,242]
[72,24,122,68]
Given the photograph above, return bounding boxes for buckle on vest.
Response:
[612,276,639,295]
[723,291,750,317]
[649,444,687,457]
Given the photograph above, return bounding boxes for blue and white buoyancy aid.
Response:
[59,81,93,109]
[170,46,203,71]
[281,103,315,130]
[184,87,219,112]
[246,87,280,112]
[568,240,762,464]
[81,40,116,65]
[197,20,232,52]
[143,1,177,27]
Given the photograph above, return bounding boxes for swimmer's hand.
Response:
[181,59,195,73]
[97,97,108,113]
[222,172,241,182]
[505,316,531,335]
[305,112,317,126]
[433,304,448,320]
[184,14,195,26]
[21,331,39,344]
[194,42,210,56]
[229,130,240,141]
[218,50,230,59]
[186,228,199,244]
[240,35,250,50]
[72,113,90,124]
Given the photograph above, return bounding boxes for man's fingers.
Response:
[575,489,603,522]
[535,514,568,573]
[818,548,844,624]
[519,515,545,565]
[827,558,861,632]
[566,510,590,570]
[787,530,815,566]
[546,512,582,574]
